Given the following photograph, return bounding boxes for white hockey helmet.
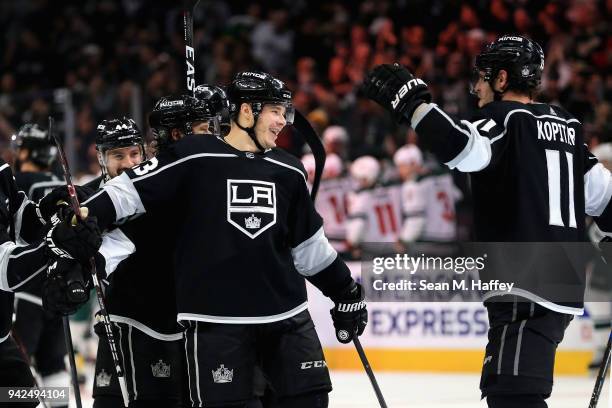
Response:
[301,153,316,182]
[592,143,612,163]
[323,153,343,179]
[350,155,380,186]
[393,144,423,167]
[323,126,349,145]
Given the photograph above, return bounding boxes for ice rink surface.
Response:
[329,371,608,407]
[55,370,608,407]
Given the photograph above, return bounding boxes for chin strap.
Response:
[234,116,265,152]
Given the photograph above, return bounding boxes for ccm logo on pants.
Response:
[300,361,327,370]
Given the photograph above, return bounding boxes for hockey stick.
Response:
[182,0,200,96]
[48,116,130,407]
[293,110,325,200]
[11,330,49,408]
[588,329,612,408]
[293,111,387,405]
[61,317,82,408]
[353,337,388,408]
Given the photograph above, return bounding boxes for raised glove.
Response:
[46,207,101,262]
[42,259,90,315]
[330,281,368,344]
[361,63,431,124]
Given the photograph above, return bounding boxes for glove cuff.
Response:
[331,280,364,303]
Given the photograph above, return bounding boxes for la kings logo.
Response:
[227,179,276,239]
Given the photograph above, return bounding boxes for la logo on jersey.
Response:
[227,179,276,239]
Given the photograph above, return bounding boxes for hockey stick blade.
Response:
[182,0,200,95]
[292,110,326,201]
[48,116,130,407]
[353,337,388,408]
[588,329,612,408]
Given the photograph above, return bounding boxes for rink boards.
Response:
[307,262,594,374]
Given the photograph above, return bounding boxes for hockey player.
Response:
[302,153,352,255]
[584,143,612,371]
[394,144,462,247]
[194,84,232,137]
[88,115,179,408]
[80,71,367,407]
[11,124,70,404]
[346,155,403,257]
[362,35,612,408]
[12,123,64,200]
[89,109,215,408]
[0,154,101,406]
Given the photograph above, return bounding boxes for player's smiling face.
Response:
[104,145,143,178]
[473,70,495,108]
[255,104,287,149]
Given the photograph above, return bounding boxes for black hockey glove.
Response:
[43,259,90,315]
[330,281,368,344]
[361,63,431,124]
[46,207,102,263]
[38,184,96,224]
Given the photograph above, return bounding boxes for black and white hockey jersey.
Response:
[0,161,51,342]
[87,172,182,338]
[409,100,612,314]
[13,171,64,306]
[15,171,64,203]
[84,135,352,324]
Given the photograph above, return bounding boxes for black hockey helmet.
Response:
[226,71,294,150]
[149,94,210,147]
[194,84,231,136]
[95,117,145,180]
[12,123,57,169]
[226,71,294,124]
[95,117,144,153]
[472,34,544,95]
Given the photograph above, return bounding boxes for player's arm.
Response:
[399,181,426,244]
[583,147,612,232]
[82,154,188,230]
[361,64,505,172]
[0,208,101,292]
[289,173,367,344]
[96,227,136,278]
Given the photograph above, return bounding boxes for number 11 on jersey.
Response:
[545,149,576,228]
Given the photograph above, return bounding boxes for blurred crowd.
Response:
[0,0,610,178]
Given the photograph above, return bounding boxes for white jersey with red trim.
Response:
[347,183,402,244]
[401,171,462,242]
[314,176,353,251]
